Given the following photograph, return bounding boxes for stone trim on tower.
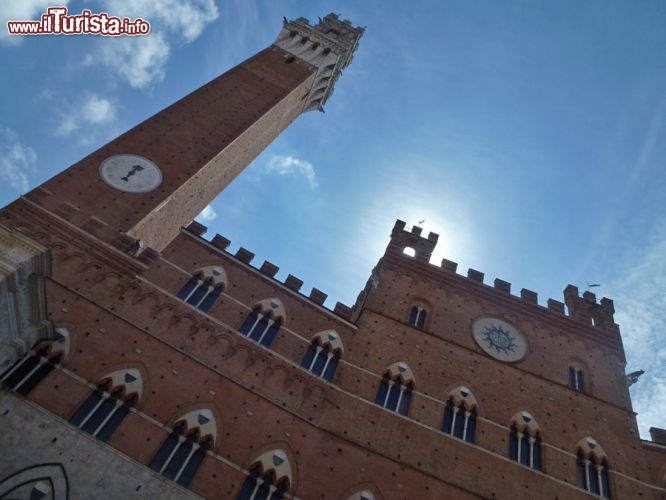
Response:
[274,13,364,112]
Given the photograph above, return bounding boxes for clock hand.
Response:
[121,164,145,182]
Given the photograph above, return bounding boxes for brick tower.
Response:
[9,14,363,256]
[1,12,665,500]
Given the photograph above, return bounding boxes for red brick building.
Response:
[1,13,665,500]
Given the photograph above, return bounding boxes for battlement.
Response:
[185,219,619,333]
[184,222,353,322]
[386,219,439,262]
[384,220,619,333]
[274,14,364,112]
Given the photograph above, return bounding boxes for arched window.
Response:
[569,366,585,392]
[150,409,216,487]
[374,362,414,416]
[576,437,610,498]
[408,306,427,329]
[69,368,141,442]
[301,330,343,382]
[177,266,227,313]
[238,299,285,348]
[0,328,69,396]
[237,449,292,500]
[508,411,541,470]
[442,386,477,443]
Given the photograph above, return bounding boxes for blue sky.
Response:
[1,1,665,438]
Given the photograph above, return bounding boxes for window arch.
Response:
[576,437,610,498]
[177,266,227,313]
[69,368,142,442]
[442,386,477,443]
[346,490,376,500]
[238,298,286,348]
[374,362,414,415]
[237,449,292,500]
[508,411,542,470]
[150,409,216,487]
[0,328,70,395]
[301,330,343,382]
[569,366,586,392]
[407,305,427,329]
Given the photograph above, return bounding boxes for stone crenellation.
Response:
[185,221,353,321]
[185,217,618,331]
[386,219,618,330]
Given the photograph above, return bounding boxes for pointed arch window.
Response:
[69,368,141,442]
[238,299,285,348]
[150,409,216,487]
[569,366,585,392]
[508,412,541,470]
[375,362,414,416]
[236,449,292,500]
[301,330,343,382]
[442,386,477,443]
[177,266,227,313]
[408,306,427,329]
[576,437,610,498]
[1,328,69,396]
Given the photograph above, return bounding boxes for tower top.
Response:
[274,13,364,111]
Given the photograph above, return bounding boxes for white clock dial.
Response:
[472,317,528,362]
[99,154,163,193]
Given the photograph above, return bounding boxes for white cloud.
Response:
[55,93,115,136]
[0,0,70,46]
[198,204,217,221]
[90,0,218,88]
[611,220,666,437]
[0,128,37,193]
[94,33,170,89]
[266,155,318,188]
[82,94,116,124]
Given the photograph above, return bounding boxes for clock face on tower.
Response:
[472,317,528,362]
[99,154,163,193]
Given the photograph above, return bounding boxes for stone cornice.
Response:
[3,197,147,277]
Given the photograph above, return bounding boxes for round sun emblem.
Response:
[472,317,527,362]
[482,324,517,355]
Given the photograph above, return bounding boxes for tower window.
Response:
[577,453,610,497]
[1,347,60,396]
[177,274,223,312]
[150,409,216,487]
[301,330,343,382]
[1,331,69,396]
[69,368,142,442]
[150,425,210,487]
[569,367,585,391]
[301,339,340,382]
[237,449,292,500]
[442,398,477,443]
[408,306,427,329]
[69,381,136,442]
[236,465,288,500]
[375,374,413,415]
[176,266,227,313]
[509,426,541,470]
[576,437,611,498]
[508,411,541,470]
[375,362,415,416]
[239,309,281,347]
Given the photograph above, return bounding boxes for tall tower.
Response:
[4,14,363,256]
